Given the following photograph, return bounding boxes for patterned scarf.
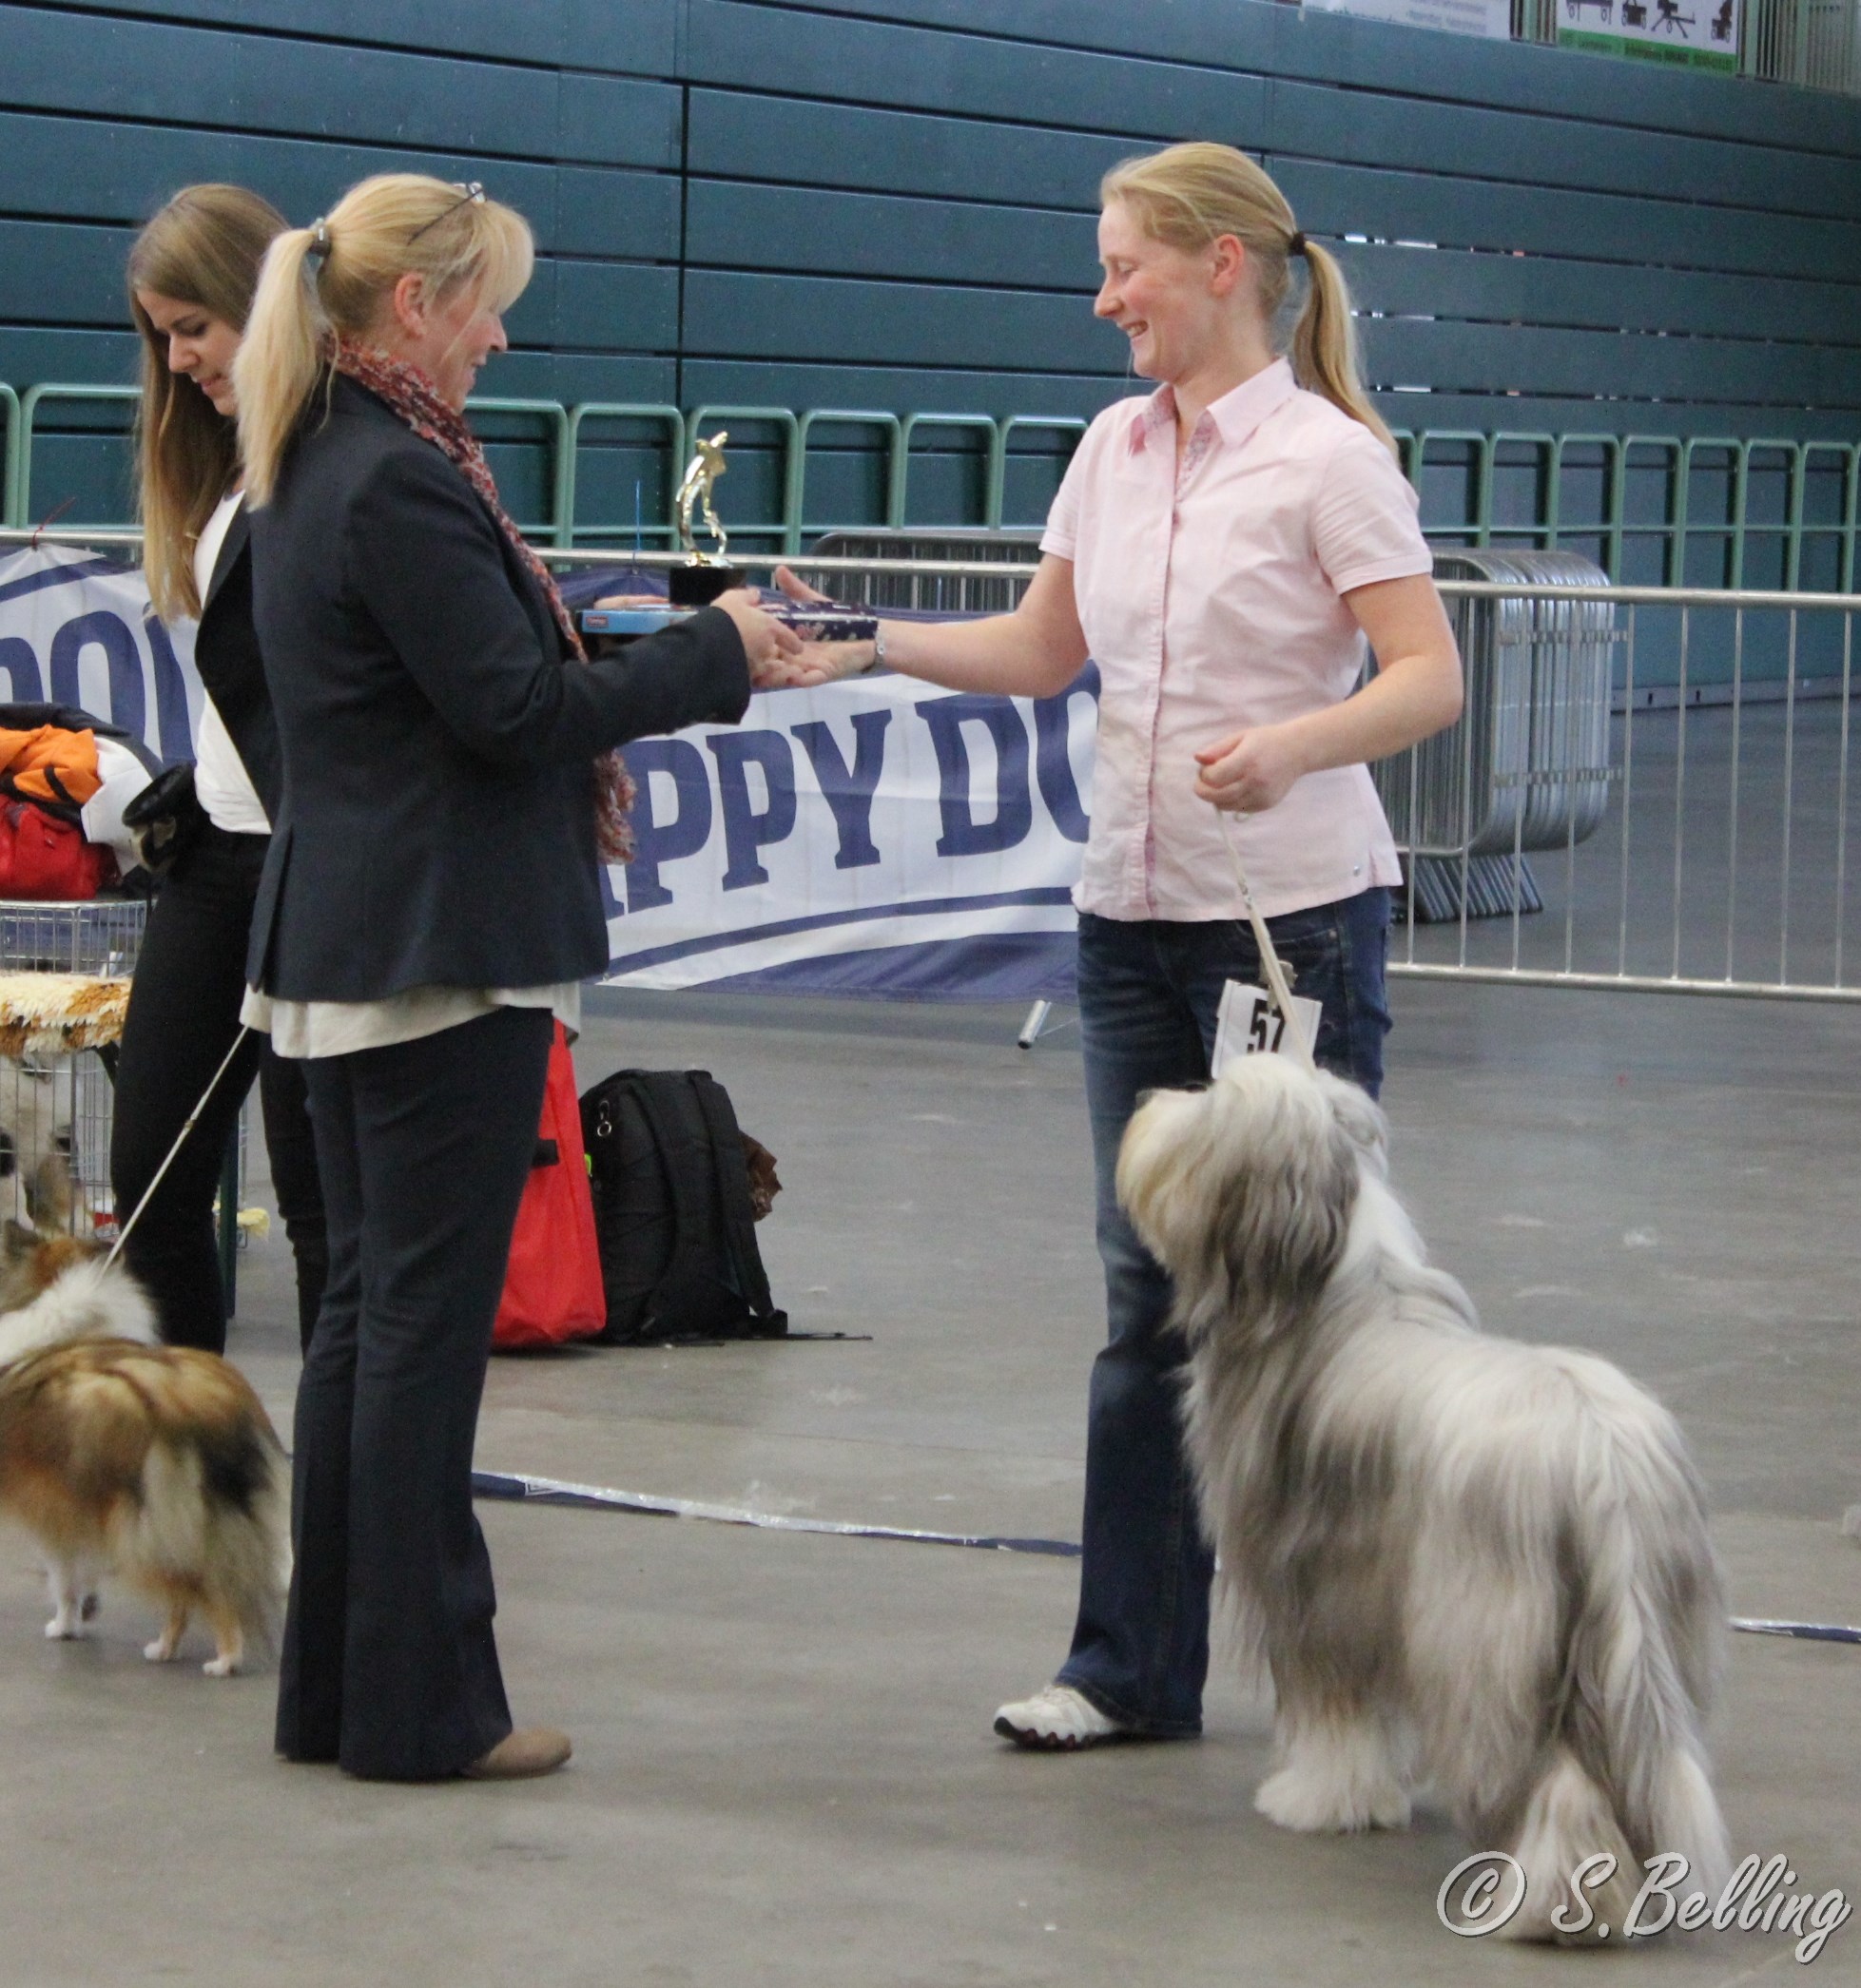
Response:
[331,336,636,863]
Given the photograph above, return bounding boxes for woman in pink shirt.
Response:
[790,143,1462,1748]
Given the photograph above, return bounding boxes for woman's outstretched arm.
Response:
[777,553,1089,701]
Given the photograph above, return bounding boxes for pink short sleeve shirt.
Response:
[1041,357,1431,922]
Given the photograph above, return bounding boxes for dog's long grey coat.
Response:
[1117,1054,1729,1942]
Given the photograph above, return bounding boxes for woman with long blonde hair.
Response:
[111,183,327,1361]
[785,142,1463,1752]
[233,172,817,1784]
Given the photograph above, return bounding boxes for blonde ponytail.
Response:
[234,174,534,507]
[234,226,328,506]
[1100,143,1395,457]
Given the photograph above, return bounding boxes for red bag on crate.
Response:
[494,1022,607,1350]
[0,798,113,899]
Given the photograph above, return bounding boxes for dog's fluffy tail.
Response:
[115,1365,293,1660]
[1505,1358,1730,1940]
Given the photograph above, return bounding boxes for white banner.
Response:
[0,549,1096,999]
[0,547,201,762]
[605,666,1098,997]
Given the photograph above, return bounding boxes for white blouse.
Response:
[191,491,271,837]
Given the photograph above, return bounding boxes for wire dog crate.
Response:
[0,897,250,1308]
[0,899,146,1232]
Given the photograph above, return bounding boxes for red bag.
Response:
[494,1023,607,1350]
[0,798,113,899]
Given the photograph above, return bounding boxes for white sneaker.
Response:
[993,1683,1128,1750]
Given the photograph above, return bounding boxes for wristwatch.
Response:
[861,626,887,675]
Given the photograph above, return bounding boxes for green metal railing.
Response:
[0,383,20,528]
[887,412,997,536]
[1393,429,1859,593]
[990,415,1090,535]
[3,380,1856,594]
[552,400,685,551]
[7,382,142,530]
[458,396,569,541]
[792,409,901,553]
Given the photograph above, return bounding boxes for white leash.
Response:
[1214,808,1317,1072]
[105,1025,252,1267]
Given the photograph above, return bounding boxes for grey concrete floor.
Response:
[4,979,1859,1986]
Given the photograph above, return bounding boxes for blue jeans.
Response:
[1055,892,1392,1736]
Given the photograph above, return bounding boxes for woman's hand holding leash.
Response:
[1194,724,1308,814]
[1209,801,1317,1074]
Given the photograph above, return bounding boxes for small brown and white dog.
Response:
[1117,1052,1729,1942]
[0,1205,289,1677]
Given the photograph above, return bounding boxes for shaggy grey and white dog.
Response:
[1116,1052,1729,1941]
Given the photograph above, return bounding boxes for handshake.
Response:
[596,569,880,693]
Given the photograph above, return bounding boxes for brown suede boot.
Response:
[460,1727,572,1780]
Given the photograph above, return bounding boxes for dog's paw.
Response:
[143,1637,182,1665]
[1255,1763,1411,1833]
[202,1654,242,1679]
[44,1614,88,1641]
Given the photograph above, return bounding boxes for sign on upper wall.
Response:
[1557,0,1740,70]
[1303,0,1512,38]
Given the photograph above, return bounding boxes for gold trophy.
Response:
[669,430,746,606]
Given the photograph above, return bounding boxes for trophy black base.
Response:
[669,562,746,607]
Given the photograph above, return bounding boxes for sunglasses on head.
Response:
[408,182,486,242]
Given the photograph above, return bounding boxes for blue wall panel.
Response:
[1,0,1856,534]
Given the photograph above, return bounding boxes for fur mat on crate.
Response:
[0,973,130,1058]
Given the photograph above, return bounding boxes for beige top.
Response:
[240,980,580,1059]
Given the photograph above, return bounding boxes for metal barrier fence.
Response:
[683,550,1861,1006]
[3,385,1857,602]
[1386,581,1861,1002]
[9,525,1861,1005]
[552,546,1861,1004]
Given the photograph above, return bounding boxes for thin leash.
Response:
[104,1025,252,1268]
[1213,806,1316,1072]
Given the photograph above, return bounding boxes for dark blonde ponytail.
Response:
[1290,240,1392,454]
[1100,144,1395,456]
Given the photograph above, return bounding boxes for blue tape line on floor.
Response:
[1729,1616,1861,1646]
[472,1468,1082,1557]
[470,1477,1861,1630]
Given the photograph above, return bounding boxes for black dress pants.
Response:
[109,823,328,1354]
[277,1004,553,1781]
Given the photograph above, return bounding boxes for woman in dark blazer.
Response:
[233,173,818,1783]
[111,184,326,1357]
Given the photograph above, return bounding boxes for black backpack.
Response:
[579,1070,788,1345]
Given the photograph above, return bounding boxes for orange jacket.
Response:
[0,725,102,809]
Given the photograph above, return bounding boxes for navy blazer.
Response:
[195,504,283,818]
[245,374,749,999]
